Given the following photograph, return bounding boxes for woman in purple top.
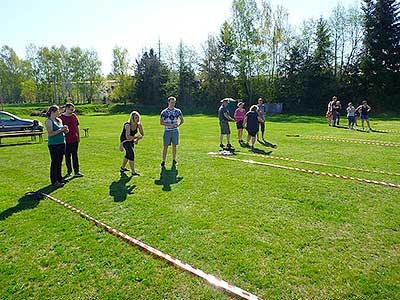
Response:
[234,101,246,143]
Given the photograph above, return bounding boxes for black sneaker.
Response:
[131,172,141,177]
[172,160,177,166]
[120,167,129,172]
[219,143,225,148]
[160,161,165,168]
[227,144,234,149]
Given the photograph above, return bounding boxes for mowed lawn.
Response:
[0,112,399,300]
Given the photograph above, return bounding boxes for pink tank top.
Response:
[234,109,246,122]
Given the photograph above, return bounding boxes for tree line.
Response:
[0,0,399,113]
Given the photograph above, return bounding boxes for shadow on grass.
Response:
[0,184,58,221]
[0,142,40,147]
[257,139,277,148]
[154,166,183,191]
[239,142,273,155]
[109,173,136,202]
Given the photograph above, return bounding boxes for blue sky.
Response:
[0,0,359,74]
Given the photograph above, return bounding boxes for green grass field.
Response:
[1,112,399,299]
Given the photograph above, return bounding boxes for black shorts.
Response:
[247,128,258,137]
[236,121,244,129]
[123,141,135,161]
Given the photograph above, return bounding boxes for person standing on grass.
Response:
[326,96,336,126]
[356,100,372,131]
[234,101,246,144]
[243,105,264,150]
[45,105,68,187]
[257,98,267,140]
[346,102,356,130]
[218,98,235,149]
[60,103,84,178]
[160,96,184,168]
[120,111,144,176]
[332,99,342,126]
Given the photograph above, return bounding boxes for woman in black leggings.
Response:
[119,111,144,176]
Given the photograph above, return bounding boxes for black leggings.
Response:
[48,143,65,184]
[259,122,265,133]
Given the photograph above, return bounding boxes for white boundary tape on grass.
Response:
[304,136,400,147]
[211,155,400,189]
[373,129,400,134]
[41,193,261,300]
[238,152,400,177]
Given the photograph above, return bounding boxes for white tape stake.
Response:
[211,155,400,189]
[43,194,261,300]
[238,152,400,177]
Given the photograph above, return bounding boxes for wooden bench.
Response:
[82,128,90,137]
[0,130,44,144]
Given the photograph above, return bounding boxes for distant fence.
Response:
[266,103,283,114]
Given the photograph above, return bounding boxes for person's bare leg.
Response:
[121,158,128,169]
[162,145,168,162]
[251,136,256,147]
[172,144,177,161]
[366,120,371,130]
[129,160,135,173]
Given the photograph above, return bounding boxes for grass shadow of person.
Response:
[109,173,136,202]
[257,139,277,148]
[154,166,183,191]
[0,184,59,221]
[250,147,273,155]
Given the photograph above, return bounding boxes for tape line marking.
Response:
[304,136,400,147]
[212,156,400,189]
[43,194,261,300]
[238,152,400,177]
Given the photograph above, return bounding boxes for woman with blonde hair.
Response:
[119,111,144,176]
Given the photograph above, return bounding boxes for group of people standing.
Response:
[45,103,83,187]
[218,97,267,150]
[118,96,184,177]
[46,97,184,186]
[326,96,372,131]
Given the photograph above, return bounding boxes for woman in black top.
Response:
[120,111,144,176]
[355,101,372,131]
[332,100,342,126]
[243,105,264,150]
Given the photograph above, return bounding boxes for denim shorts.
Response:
[163,129,179,145]
[360,115,369,120]
[220,121,230,134]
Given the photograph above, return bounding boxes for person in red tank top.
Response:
[60,103,84,178]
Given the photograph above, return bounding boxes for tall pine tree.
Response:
[362,0,400,110]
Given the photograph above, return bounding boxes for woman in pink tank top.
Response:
[234,101,246,143]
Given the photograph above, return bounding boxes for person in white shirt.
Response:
[160,96,184,168]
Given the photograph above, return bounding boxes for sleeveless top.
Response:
[234,109,246,122]
[361,106,369,115]
[47,118,65,145]
[120,122,138,142]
